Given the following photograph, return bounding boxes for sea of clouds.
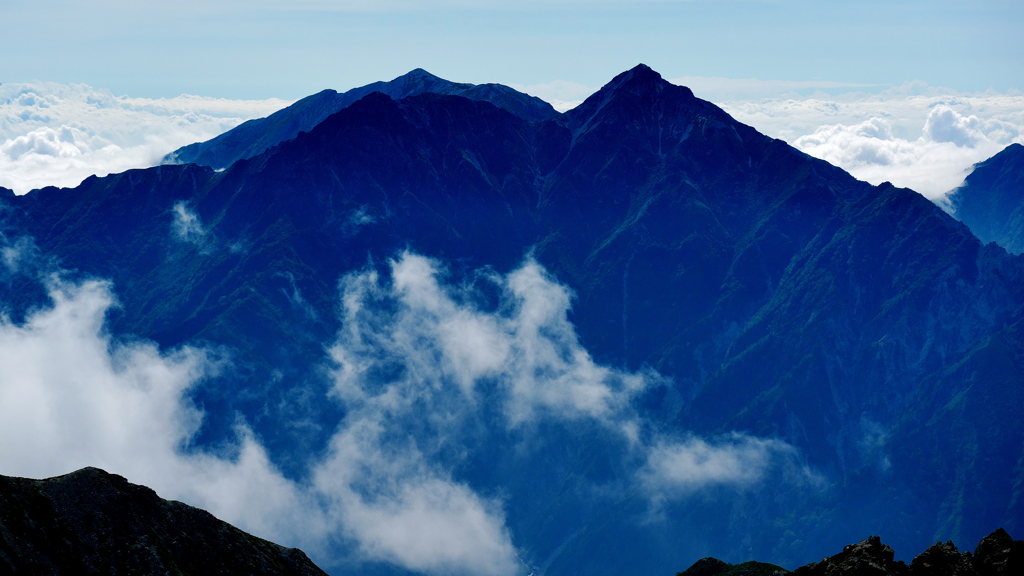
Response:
[717,84,1024,201]
[0,81,289,194]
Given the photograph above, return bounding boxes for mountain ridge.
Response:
[678,528,1024,576]
[163,67,559,170]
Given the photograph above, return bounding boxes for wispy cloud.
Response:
[329,252,652,432]
[0,246,813,575]
[639,434,806,501]
[0,82,289,193]
[328,252,813,501]
[0,271,324,547]
[311,418,520,576]
[171,201,209,244]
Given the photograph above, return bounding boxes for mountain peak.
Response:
[390,67,455,93]
[573,64,696,115]
[565,64,708,139]
[401,68,448,85]
[163,69,558,169]
[624,62,660,79]
[606,63,694,98]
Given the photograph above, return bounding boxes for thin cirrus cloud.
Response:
[0,240,810,576]
[0,81,290,194]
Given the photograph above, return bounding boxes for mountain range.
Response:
[1,65,1022,576]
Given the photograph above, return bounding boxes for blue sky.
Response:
[4,0,1022,99]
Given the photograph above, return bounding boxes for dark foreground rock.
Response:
[0,467,327,576]
[680,529,1023,576]
[794,535,908,576]
[678,557,790,576]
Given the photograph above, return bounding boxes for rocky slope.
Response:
[0,467,327,576]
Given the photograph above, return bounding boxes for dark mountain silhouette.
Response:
[679,528,1024,576]
[163,68,559,169]
[2,65,1023,576]
[0,467,327,576]
[950,143,1024,254]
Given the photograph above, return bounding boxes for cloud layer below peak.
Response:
[5,78,1023,203]
[0,82,289,194]
[715,86,1024,199]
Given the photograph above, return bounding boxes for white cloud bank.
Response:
[0,248,809,575]
[0,82,289,194]
[708,83,1024,199]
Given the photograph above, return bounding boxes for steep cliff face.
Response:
[951,143,1024,254]
[0,468,327,576]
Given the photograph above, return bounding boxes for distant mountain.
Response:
[3,65,1023,576]
[950,143,1024,254]
[0,467,327,576]
[679,528,1024,576]
[162,68,559,169]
